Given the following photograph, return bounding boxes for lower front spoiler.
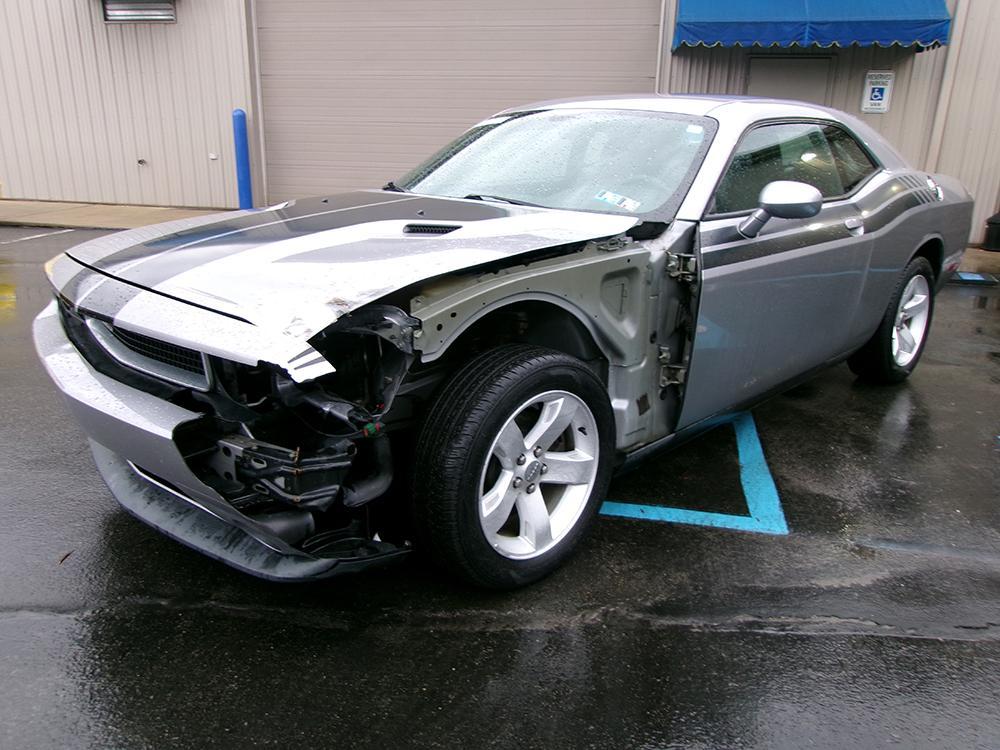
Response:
[91,441,411,582]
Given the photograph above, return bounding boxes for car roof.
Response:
[496,94,909,170]
[501,93,839,121]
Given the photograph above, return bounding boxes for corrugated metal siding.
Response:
[0,0,251,208]
[660,0,996,242]
[1,0,994,235]
[661,0,1000,242]
[668,44,950,167]
[925,0,1000,242]
[254,0,662,202]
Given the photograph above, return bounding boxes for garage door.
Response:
[254,0,662,202]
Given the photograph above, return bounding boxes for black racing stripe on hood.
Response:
[78,193,517,291]
[63,256,253,324]
[57,260,145,319]
[80,192,415,272]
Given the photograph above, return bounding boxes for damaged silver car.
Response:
[35,96,973,588]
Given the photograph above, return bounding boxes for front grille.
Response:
[56,295,210,391]
[78,314,210,390]
[108,325,205,375]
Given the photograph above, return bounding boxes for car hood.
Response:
[50,191,638,381]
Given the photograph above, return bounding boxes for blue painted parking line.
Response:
[600,412,789,535]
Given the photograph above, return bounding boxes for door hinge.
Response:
[666,252,697,282]
[658,346,687,388]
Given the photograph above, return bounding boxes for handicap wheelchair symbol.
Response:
[870,87,886,102]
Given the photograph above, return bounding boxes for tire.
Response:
[412,345,614,588]
[848,256,935,384]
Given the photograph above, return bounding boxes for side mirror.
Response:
[737,180,823,238]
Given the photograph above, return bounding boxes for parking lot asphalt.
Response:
[1,225,999,749]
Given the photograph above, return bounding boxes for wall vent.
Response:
[103,1,177,23]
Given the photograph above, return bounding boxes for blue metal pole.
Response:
[232,108,254,209]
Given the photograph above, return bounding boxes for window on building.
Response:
[103,1,176,23]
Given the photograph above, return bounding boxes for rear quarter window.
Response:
[823,125,880,192]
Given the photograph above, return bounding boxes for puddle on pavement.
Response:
[0,266,15,322]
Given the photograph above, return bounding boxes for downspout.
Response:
[242,0,269,206]
[654,0,668,93]
[924,0,965,172]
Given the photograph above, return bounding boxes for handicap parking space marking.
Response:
[601,412,789,535]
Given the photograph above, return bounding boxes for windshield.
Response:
[397,109,716,219]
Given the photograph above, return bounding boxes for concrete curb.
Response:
[0,199,228,231]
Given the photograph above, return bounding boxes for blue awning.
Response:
[673,0,951,49]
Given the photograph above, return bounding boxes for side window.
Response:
[712,122,844,214]
[823,125,879,192]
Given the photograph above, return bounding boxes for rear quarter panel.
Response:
[848,170,973,348]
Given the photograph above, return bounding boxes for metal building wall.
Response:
[2,0,991,233]
[665,44,949,169]
[658,0,950,168]
[251,0,992,239]
[0,0,252,208]
[924,0,1000,242]
[657,0,995,242]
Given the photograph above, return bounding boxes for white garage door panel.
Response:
[261,75,656,197]
[261,76,659,126]
[257,0,658,29]
[256,0,661,201]
[259,28,657,76]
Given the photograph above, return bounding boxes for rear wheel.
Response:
[412,345,614,588]
[848,256,935,383]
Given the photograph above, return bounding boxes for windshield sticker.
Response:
[595,190,641,212]
[685,123,705,144]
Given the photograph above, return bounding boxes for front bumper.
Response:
[33,301,409,581]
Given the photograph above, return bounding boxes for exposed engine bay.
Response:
[59,297,425,561]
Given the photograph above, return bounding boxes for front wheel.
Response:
[412,345,614,588]
[848,256,935,384]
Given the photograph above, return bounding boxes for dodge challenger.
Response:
[34,95,973,588]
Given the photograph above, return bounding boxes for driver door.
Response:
[677,121,874,429]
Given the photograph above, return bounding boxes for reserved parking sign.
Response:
[862,70,895,113]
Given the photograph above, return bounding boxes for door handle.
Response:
[844,216,865,233]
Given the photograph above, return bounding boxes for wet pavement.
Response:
[1,226,999,749]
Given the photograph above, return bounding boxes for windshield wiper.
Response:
[462,193,542,207]
[382,181,407,192]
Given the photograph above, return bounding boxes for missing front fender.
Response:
[291,304,420,423]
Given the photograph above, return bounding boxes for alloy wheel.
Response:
[891,274,930,367]
[478,390,600,560]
